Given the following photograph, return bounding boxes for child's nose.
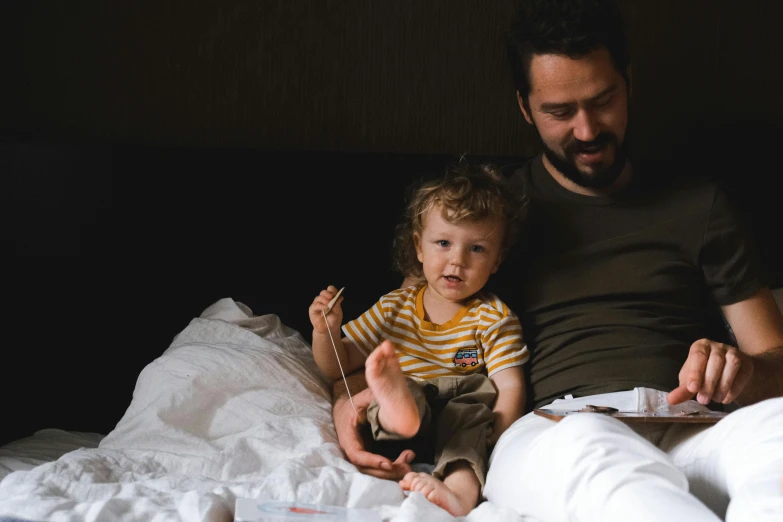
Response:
[450,249,467,266]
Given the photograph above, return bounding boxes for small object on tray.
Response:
[579,404,619,413]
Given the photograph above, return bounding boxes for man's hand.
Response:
[333,374,415,480]
[667,338,754,405]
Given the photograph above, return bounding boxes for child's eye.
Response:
[437,240,450,247]
[471,245,485,253]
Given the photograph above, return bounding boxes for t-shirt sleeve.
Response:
[702,186,764,305]
[341,298,387,358]
[481,305,529,377]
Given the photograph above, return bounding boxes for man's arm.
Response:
[332,369,414,480]
[487,366,526,446]
[668,287,783,406]
[722,287,783,404]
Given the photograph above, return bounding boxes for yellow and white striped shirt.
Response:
[342,284,528,380]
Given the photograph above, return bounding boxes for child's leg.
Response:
[365,340,421,438]
[400,460,480,516]
[398,375,495,516]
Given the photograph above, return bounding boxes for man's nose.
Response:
[572,109,600,143]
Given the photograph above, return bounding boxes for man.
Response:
[331,0,783,520]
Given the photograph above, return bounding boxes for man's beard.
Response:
[541,132,628,189]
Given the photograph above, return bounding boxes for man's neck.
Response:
[542,154,634,197]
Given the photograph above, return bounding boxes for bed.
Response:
[0,297,525,522]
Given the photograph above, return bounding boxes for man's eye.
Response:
[550,110,573,120]
[592,96,613,108]
[471,245,485,253]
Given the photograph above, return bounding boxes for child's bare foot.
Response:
[365,340,420,438]
[399,472,472,517]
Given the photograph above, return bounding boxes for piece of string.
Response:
[322,309,359,419]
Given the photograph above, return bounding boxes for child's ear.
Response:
[414,233,424,263]
[491,253,504,274]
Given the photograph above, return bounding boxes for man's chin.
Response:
[577,161,614,178]
[566,163,623,189]
[544,148,625,190]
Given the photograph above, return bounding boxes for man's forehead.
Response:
[527,48,621,103]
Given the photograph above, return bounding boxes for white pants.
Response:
[484,388,783,522]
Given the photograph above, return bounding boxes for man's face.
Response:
[519,47,629,189]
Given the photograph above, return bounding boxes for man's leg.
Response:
[485,411,721,522]
[661,397,783,522]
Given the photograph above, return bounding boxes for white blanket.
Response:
[0,298,522,522]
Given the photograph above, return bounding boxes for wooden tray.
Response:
[534,407,727,424]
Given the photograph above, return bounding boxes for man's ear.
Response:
[516,91,533,125]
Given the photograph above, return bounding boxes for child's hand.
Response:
[309,285,344,334]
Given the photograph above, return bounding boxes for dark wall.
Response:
[2,141,528,446]
[3,0,533,154]
[4,1,783,159]
[2,1,783,446]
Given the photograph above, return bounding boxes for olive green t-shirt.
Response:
[494,155,763,409]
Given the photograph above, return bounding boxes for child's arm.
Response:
[312,334,367,381]
[309,285,367,381]
[488,366,526,446]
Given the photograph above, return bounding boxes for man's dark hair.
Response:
[507,0,630,106]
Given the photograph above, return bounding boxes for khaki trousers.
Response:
[367,373,496,488]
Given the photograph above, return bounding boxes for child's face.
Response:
[414,206,504,303]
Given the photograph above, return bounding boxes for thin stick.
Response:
[324,286,345,314]
[322,307,359,419]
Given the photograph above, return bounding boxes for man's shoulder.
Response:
[499,155,545,201]
[636,168,726,216]
[501,155,537,181]
[636,159,722,196]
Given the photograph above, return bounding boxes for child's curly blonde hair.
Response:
[392,159,528,280]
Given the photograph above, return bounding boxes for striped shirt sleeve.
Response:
[341,297,388,358]
[481,300,528,377]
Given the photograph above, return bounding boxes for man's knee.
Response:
[487,412,688,517]
[722,397,783,445]
[738,396,783,419]
[549,412,633,446]
[547,414,678,474]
